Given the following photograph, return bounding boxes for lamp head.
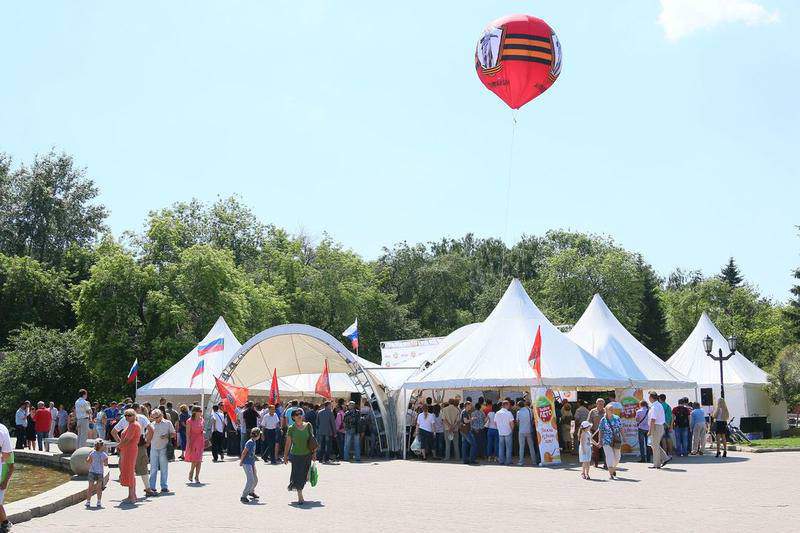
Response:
[702,335,713,354]
[727,335,738,353]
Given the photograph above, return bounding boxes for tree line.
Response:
[1,151,798,416]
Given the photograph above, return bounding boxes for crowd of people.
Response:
[405,391,734,478]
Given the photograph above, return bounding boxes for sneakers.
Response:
[240,497,249,503]
[0,520,12,533]
[161,488,171,494]
[249,492,259,499]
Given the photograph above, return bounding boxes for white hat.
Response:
[580,420,592,430]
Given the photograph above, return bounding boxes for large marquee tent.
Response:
[136,316,242,406]
[567,294,696,389]
[663,312,787,435]
[402,279,631,392]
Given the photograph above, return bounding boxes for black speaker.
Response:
[350,392,362,405]
[700,388,713,406]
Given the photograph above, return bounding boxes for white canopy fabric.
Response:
[137,316,242,397]
[666,312,769,386]
[248,353,381,397]
[568,294,696,389]
[403,279,631,390]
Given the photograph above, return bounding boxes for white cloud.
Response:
[658,0,779,41]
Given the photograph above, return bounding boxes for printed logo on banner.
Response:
[616,388,643,455]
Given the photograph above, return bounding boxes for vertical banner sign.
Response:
[616,388,643,456]
[531,387,561,466]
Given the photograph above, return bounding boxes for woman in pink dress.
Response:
[184,405,205,483]
[118,409,141,503]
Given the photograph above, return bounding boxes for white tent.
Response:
[568,294,696,389]
[137,316,242,402]
[664,312,787,435]
[403,279,631,390]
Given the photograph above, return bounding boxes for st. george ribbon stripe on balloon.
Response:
[503,44,552,54]
[504,33,551,43]
[500,55,552,65]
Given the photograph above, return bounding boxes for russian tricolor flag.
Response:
[342,319,358,350]
[190,359,205,386]
[197,337,224,357]
[126,358,139,384]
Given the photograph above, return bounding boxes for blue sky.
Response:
[1,1,798,300]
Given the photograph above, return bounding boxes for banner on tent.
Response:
[531,387,561,466]
[553,390,577,402]
[615,388,643,456]
[380,337,444,367]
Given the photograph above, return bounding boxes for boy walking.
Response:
[240,428,260,503]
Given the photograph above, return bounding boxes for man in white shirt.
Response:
[1,422,15,532]
[48,402,58,438]
[647,392,668,469]
[494,401,515,465]
[75,389,93,448]
[14,401,29,450]
[260,405,281,464]
[210,405,226,462]
[146,409,176,494]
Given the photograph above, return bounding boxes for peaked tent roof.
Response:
[403,279,631,390]
[137,316,242,396]
[567,294,696,389]
[666,312,769,386]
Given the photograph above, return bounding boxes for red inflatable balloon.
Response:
[475,14,562,110]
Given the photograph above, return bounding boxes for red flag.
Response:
[528,325,542,379]
[269,369,280,405]
[215,376,249,424]
[315,360,332,400]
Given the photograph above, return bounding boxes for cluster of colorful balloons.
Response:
[475,14,562,110]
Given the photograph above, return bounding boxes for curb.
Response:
[4,450,110,526]
[731,445,800,453]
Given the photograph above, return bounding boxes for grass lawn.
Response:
[746,437,800,448]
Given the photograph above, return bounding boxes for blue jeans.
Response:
[241,463,257,498]
[498,434,513,465]
[319,434,333,462]
[344,430,361,461]
[149,447,169,490]
[435,432,445,457]
[337,433,344,459]
[675,426,689,456]
[36,431,48,451]
[638,429,652,462]
[486,428,499,457]
[461,431,477,463]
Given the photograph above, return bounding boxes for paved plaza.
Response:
[11,450,800,532]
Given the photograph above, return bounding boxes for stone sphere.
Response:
[57,432,78,454]
[69,447,93,476]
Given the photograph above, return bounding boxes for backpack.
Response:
[358,413,371,435]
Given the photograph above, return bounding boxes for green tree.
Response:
[0,326,91,418]
[0,253,74,344]
[785,228,800,343]
[719,257,743,287]
[0,151,107,267]
[635,259,671,358]
[765,344,800,408]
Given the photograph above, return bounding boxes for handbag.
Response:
[307,426,319,453]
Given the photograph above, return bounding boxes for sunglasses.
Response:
[125,414,134,418]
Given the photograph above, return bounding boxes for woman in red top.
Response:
[118,409,142,504]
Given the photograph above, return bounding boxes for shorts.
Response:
[714,421,728,434]
[88,471,103,482]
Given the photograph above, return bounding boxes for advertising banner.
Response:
[531,387,561,466]
[379,337,443,367]
[615,388,643,456]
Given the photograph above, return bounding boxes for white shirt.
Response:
[49,407,58,425]
[648,401,665,425]
[0,423,12,465]
[416,412,434,433]
[487,411,497,430]
[261,413,280,430]
[211,411,225,432]
[15,408,27,427]
[148,419,176,450]
[494,408,515,436]
[114,414,150,433]
[75,397,91,420]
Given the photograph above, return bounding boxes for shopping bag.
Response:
[410,435,422,455]
[309,461,319,487]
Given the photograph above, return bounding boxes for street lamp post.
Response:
[703,334,737,399]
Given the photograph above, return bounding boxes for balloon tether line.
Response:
[499,109,518,281]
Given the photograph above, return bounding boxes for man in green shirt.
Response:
[659,394,674,458]
[1,421,15,533]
